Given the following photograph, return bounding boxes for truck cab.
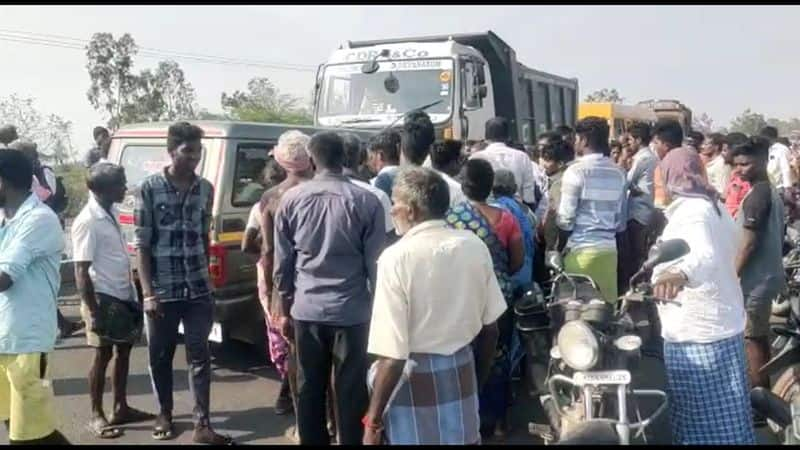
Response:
[314,31,579,145]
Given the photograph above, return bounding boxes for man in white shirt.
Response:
[761,126,793,191]
[72,162,153,438]
[701,133,731,197]
[470,117,543,217]
[363,167,504,445]
[399,111,464,209]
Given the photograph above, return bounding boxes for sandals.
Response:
[193,425,236,445]
[152,414,175,441]
[109,407,155,426]
[87,416,123,439]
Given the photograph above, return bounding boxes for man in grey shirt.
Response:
[273,131,385,445]
[619,121,659,292]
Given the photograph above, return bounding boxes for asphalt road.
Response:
[0,299,779,445]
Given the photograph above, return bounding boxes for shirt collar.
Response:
[402,219,447,240]
[87,194,119,222]
[313,171,349,182]
[1,193,39,225]
[578,153,605,162]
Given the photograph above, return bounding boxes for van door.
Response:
[213,140,275,297]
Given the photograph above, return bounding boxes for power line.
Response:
[0,28,318,72]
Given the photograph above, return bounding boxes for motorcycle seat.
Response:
[751,387,792,428]
[555,419,619,445]
[773,326,800,340]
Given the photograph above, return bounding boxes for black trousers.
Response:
[145,299,213,426]
[294,321,369,446]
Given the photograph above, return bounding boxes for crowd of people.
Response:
[0,110,795,445]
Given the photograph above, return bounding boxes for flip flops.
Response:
[152,415,175,441]
[109,407,155,426]
[87,416,123,439]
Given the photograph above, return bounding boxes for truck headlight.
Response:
[557,320,599,371]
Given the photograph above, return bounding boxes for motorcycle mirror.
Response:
[645,239,690,269]
[546,251,564,273]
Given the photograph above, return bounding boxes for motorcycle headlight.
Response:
[557,320,599,371]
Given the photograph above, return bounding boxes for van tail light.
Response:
[208,243,227,289]
[119,213,134,225]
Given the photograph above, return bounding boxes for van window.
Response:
[119,145,206,190]
[232,143,274,207]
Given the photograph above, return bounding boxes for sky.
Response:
[1,4,799,154]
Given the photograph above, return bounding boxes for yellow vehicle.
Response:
[578,102,658,140]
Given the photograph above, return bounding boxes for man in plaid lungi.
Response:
[362,167,506,445]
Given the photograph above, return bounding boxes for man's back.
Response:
[557,154,627,250]
[471,142,536,204]
[274,172,385,326]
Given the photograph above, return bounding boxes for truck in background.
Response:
[312,31,579,145]
[637,99,693,134]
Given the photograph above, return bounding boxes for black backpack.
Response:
[38,166,69,214]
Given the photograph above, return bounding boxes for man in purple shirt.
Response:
[273,131,385,445]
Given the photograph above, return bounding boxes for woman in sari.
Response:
[651,147,755,444]
[446,159,524,440]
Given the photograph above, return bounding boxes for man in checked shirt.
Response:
[134,122,233,445]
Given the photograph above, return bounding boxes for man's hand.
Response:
[276,315,293,342]
[653,270,688,300]
[143,296,164,320]
[363,427,382,445]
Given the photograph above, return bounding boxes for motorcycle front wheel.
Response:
[770,364,800,435]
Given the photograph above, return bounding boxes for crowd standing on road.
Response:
[0,111,799,445]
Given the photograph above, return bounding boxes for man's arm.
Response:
[134,181,156,299]
[273,200,296,319]
[202,185,213,257]
[75,262,99,316]
[0,212,63,293]
[0,273,11,293]
[735,183,771,276]
[475,322,499,388]
[71,218,99,314]
[364,200,387,292]
[556,167,581,253]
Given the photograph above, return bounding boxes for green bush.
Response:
[55,163,88,219]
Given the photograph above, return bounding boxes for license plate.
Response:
[574,370,631,386]
[178,321,223,343]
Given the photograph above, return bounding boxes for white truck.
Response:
[312,31,579,144]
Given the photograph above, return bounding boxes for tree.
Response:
[221,77,313,125]
[0,94,75,163]
[86,32,140,129]
[584,88,624,103]
[86,34,198,127]
[729,109,768,136]
[766,117,800,136]
[692,112,714,134]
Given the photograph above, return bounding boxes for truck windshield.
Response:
[318,58,453,126]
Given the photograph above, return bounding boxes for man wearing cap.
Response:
[258,130,314,437]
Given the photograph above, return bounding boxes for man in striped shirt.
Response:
[556,116,628,303]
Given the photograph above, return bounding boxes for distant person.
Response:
[0,125,18,149]
[134,122,233,444]
[652,119,697,209]
[685,130,705,153]
[723,132,751,217]
[732,137,785,393]
[72,163,154,439]
[0,149,70,445]
[760,126,794,191]
[702,133,730,197]
[539,138,574,252]
[556,116,627,303]
[610,139,623,167]
[273,131,385,445]
[429,139,467,205]
[366,130,402,199]
[400,111,465,208]
[85,126,112,168]
[363,167,504,445]
[555,124,576,148]
[471,117,546,222]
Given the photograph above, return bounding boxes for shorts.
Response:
[80,293,143,348]
[744,296,772,338]
[0,353,56,441]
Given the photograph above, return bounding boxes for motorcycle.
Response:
[752,289,800,441]
[523,239,689,445]
[772,224,800,322]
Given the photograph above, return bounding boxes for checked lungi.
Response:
[375,345,480,445]
[664,333,756,444]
